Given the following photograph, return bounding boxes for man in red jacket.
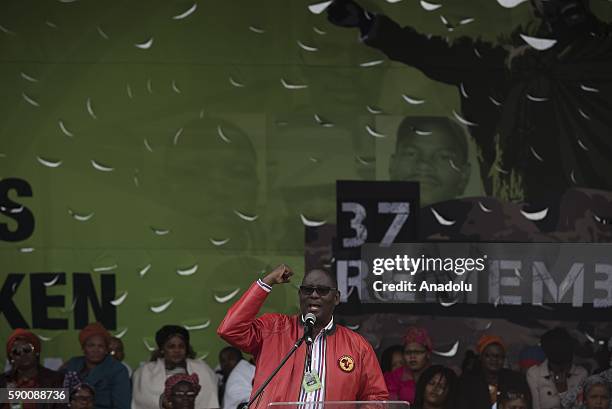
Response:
[217,265,389,409]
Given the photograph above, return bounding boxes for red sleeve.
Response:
[357,341,389,401]
[216,281,278,356]
[384,367,402,400]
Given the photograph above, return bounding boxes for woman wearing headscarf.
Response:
[63,322,131,409]
[455,334,528,409]
[160,373,202,409]
[131,325,219,409]
[385,327,433,403]
[0,329,64,409]
[561,369,612,409]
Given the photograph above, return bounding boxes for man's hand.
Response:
[262,264,293,286]
[327,0,366,28]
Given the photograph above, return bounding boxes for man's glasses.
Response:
[299,286,337,296]
[11,344,35,356]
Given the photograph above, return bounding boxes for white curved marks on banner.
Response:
[96,26,109,40]
[281,78,308,90]
[150,299,174,313]
[356,156,372,165]
[527,94,548,102]
[452,110,478,127]
[229,77,245,88]
[577,139,589,152]
[530,146,544,162]
[433,341,459,357]
[37,156,62,168]
[520,34,557,51]
[307,1,332,14]
[110,291,128,306]
[37,334,53,342]
[86,97,97,119]
[126,84,133,99]
[44,275,60,287]
[20,72,38,82]
[580,84,599,93]
[173,128,183,145]
[210,238,230,246]
[147,79,153,94]
[135,37,154,49]
[366,105,383,114]
[0,24,16,35]
[234,210,259,222]
[297,40,318,52]
[300,214,326,227]
[22,93,40,107]
[173,3,198,20]
[478,201,493,213]
[365,125,386,138]
[386,0,402,3]
[177,264,199,276]
[431,208,456,226]
[359,60,384,67]
[94,264,117,272]
[62,297,77,312]
[198,352,209,360]
[144,138,154,152]
[184,320,211,330]
[19,247,35,253]
[91,160,114,172]
[59,120,74,137]
[314,114,334,127]
[449,159,461,172]
[346,324,360,331]
[152,228,171,236]
[249,26,265,34]
[313,26,326,35]
[460,18,475,25]
[420,1,442,11]
[139,263,152,278]
[214,288,241,303]
[217,125,232,143]
[520,208,548,221]
[496,0,528,8]
[69,209,95,222]
[439,298,458,307]
[402,94,425,105]
[143,338,156,351]
[172,80,181,94]
[114,328,128,338]
[8,206,24,214]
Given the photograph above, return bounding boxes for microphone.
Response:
[303,313,317,345]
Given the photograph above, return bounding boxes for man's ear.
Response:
[334,290,341,306]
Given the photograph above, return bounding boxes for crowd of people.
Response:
[2,278,611,409]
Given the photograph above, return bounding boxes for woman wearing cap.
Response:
[455,334,528,409]
[385,327,433,403]
[0,329,64,409]
[132,325,219,409]
[160,374,201,409]
[63,322,131,409]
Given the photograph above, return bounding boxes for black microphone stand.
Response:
[247,333,311,409]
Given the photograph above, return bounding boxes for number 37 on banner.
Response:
[336,181,420,251]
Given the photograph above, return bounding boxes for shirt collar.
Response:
[300,315,335,333]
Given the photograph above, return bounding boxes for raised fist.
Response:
[262,264,294,286]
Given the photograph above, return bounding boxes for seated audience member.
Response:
[132,325,218,409]
[461,350,480,376]
[0,329,64,409]
[518,346,546,375]
[218,347,255,409]
[161,373,201,409]
[412,365,457,409]
[63,323,131,409]
[456,335,527,409]
[527,328,588,409]
[109,337,132,377]
[70,383,96,409]
[386,327,433,403]
[561,370,612,409]
[381,345,406,374]
[498,386,532,409]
